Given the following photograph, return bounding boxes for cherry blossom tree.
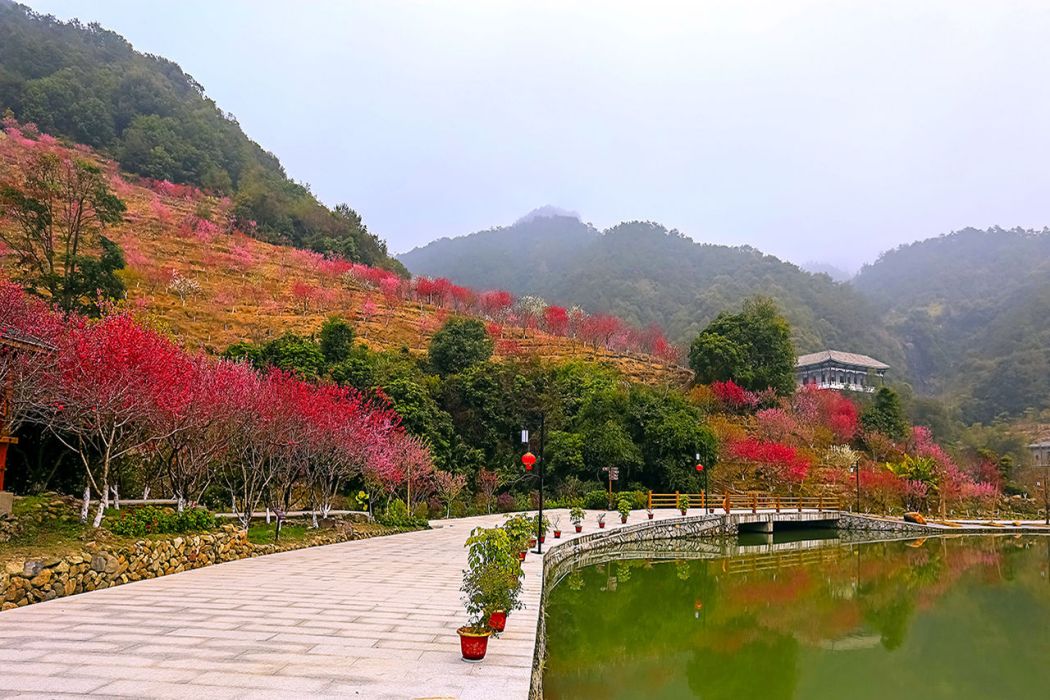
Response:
[41,314,189,526]
[433,470,467,519]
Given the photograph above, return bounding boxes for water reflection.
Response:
[544,534,1050,700]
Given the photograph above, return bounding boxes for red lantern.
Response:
[522,452,537,471]
[695,463,704,472]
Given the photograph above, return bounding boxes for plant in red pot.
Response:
[551,515,562,539]
[647,507,654,520]
[617,495,632,524]
[459,526,524,661]
[596,512,607,529]
[533,513,550,544]
[501,513,533,558]
[678,493,690,516]
[570,503,585,533]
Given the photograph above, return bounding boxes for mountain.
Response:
[400,214,905,369]
[801,261,852,282]
[0,0,402,272]
[854,226,1050,421]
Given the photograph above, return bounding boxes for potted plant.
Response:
[459,526,523,661]
[678,493,690,516]
[617,495,632,524]
[533,513,551,544]
[647,507,654,520]
[552,515,562,539]
[501,513,533,556]
[570,504,585,533]
[597,512,607,529]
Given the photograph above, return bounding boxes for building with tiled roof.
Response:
[795,350,888,393]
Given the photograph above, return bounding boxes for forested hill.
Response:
[853,227,1050,422]
[0,1,402,272]
[400,212,904,368]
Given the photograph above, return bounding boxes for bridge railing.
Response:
[647,491,840,513]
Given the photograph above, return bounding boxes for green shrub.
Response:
[377,499,429,528]
[584,490,610,510]
[106,506,216,537]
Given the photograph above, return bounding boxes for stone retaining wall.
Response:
[1,522,412,611]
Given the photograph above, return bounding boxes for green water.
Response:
[543,534,1050,699]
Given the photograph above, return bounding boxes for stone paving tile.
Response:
[0,509,690,698]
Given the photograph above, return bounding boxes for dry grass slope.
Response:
[1,132,691,386]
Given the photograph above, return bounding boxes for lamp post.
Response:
[695,453,708,513]
[851,461,861,513]
[522,414,546,554]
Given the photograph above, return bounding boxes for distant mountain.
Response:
[400,215,904,370]
[853,226,1050,421]
[801,261,853,282]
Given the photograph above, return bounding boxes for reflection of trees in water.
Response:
[686,633,798,700]
[544,535,1044,700]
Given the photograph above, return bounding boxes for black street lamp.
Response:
[522,414,546,554]
[851,461,861,512]
[695,452,709,513]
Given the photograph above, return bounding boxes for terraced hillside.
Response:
[0,128,690,387]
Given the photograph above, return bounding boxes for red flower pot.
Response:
[488,611,507,633]
[519,551,526,562]
[575,525,582,533]
[599,522,606,529]
[554,530,561,538]
[620,516,628,524]
[647,512,654,520]
[540,536,546,544]
[458,626,492,661]
[529,538,537,548]
[680,509,687,516]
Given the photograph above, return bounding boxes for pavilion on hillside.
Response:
[795,350,888,393]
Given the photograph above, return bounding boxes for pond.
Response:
[543,533,1050,699]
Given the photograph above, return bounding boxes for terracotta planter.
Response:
[458,626,492,661]
[529,538,537,548]
[540,536,546,544]
[620,516,628,524]
[488,611,507,633]
[575,525,582,533]
[553,530,561,538]
[518,551,526,562]
[647,512,654,520]
[680,509,687,516]
[598,522,606,529]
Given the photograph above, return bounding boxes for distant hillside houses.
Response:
[795,350,888,393]
[1029,439,1050,467]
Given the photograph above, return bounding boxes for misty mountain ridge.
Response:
[401,217,1050,421]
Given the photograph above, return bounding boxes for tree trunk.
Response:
[142,485,150,500]
[92,489,109,528]
[311,509,318,528]
[176,494,186,512]
[80,485,91,523]
[111,484,120,510]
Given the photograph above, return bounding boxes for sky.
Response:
[25,0,1050,271]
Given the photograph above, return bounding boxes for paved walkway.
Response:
[0,509,686,699]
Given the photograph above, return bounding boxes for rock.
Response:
[903,512,927,525]
[30,568,52,587]
[22,561,43,578]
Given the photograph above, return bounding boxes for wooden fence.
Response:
[647,491,840,513]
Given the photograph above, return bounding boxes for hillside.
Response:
[0,127,688,387]
[854,227,1050,421]
[0,1,401,271]
[400,214,905,368]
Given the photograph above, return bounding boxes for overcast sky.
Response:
[26,0,1050,271]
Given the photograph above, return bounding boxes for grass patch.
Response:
[247,522,310,545]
